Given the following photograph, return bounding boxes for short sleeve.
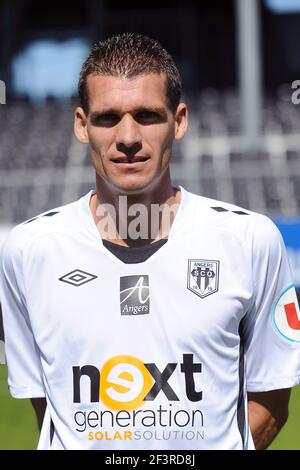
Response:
[0,231,45,398]
[244,216,300,392]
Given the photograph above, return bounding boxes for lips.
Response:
[111,156,150,164]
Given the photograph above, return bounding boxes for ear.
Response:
[74,107,89,144]
[174,103,188,140]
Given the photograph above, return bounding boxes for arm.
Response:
[247,388,291,450]
[31,398,47,431]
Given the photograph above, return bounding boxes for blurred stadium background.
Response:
[1,0,300,449]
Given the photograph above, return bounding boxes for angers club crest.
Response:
[187,259,220,299]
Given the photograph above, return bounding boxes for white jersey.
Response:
[1,187,300,450]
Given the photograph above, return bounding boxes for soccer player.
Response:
[1,33,300,450]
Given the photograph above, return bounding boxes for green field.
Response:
[0,366,39,449]
[0,366,299,449]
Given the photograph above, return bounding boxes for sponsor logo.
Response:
[273,285,300,342]
[187,259,220,298]
[72,354,205,443]
[72,353,202,408]
[120,275,150,315]
[59,269,97,287]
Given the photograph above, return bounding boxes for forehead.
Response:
[86,73,168,112]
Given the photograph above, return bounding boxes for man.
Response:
[1,33,300,450]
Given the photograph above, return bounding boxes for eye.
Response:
[92,113,120,127]
[135,111,162,124]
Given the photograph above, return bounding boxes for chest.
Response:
[23,231,253,354]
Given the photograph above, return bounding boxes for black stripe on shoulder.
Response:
[43,211,60,218]
[211,206,229,212]
[24,217,38,225]
[24,211,60,225]
[232,210,249,215]
[211,207,250,216]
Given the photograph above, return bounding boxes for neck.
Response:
[90,169,181,247]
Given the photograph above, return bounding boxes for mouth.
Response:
[111,156,150,164]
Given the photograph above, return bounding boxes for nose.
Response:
[116,114,142,155]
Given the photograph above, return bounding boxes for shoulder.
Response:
[1,194,89,265]
[182,188,282,249]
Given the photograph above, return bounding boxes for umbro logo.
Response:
[59,269,97,287]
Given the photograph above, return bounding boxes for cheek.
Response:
[90,150,102,171]
[145,126,175,152]
[87,128,114,154]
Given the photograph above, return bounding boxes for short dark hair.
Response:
[78,33,182,114]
